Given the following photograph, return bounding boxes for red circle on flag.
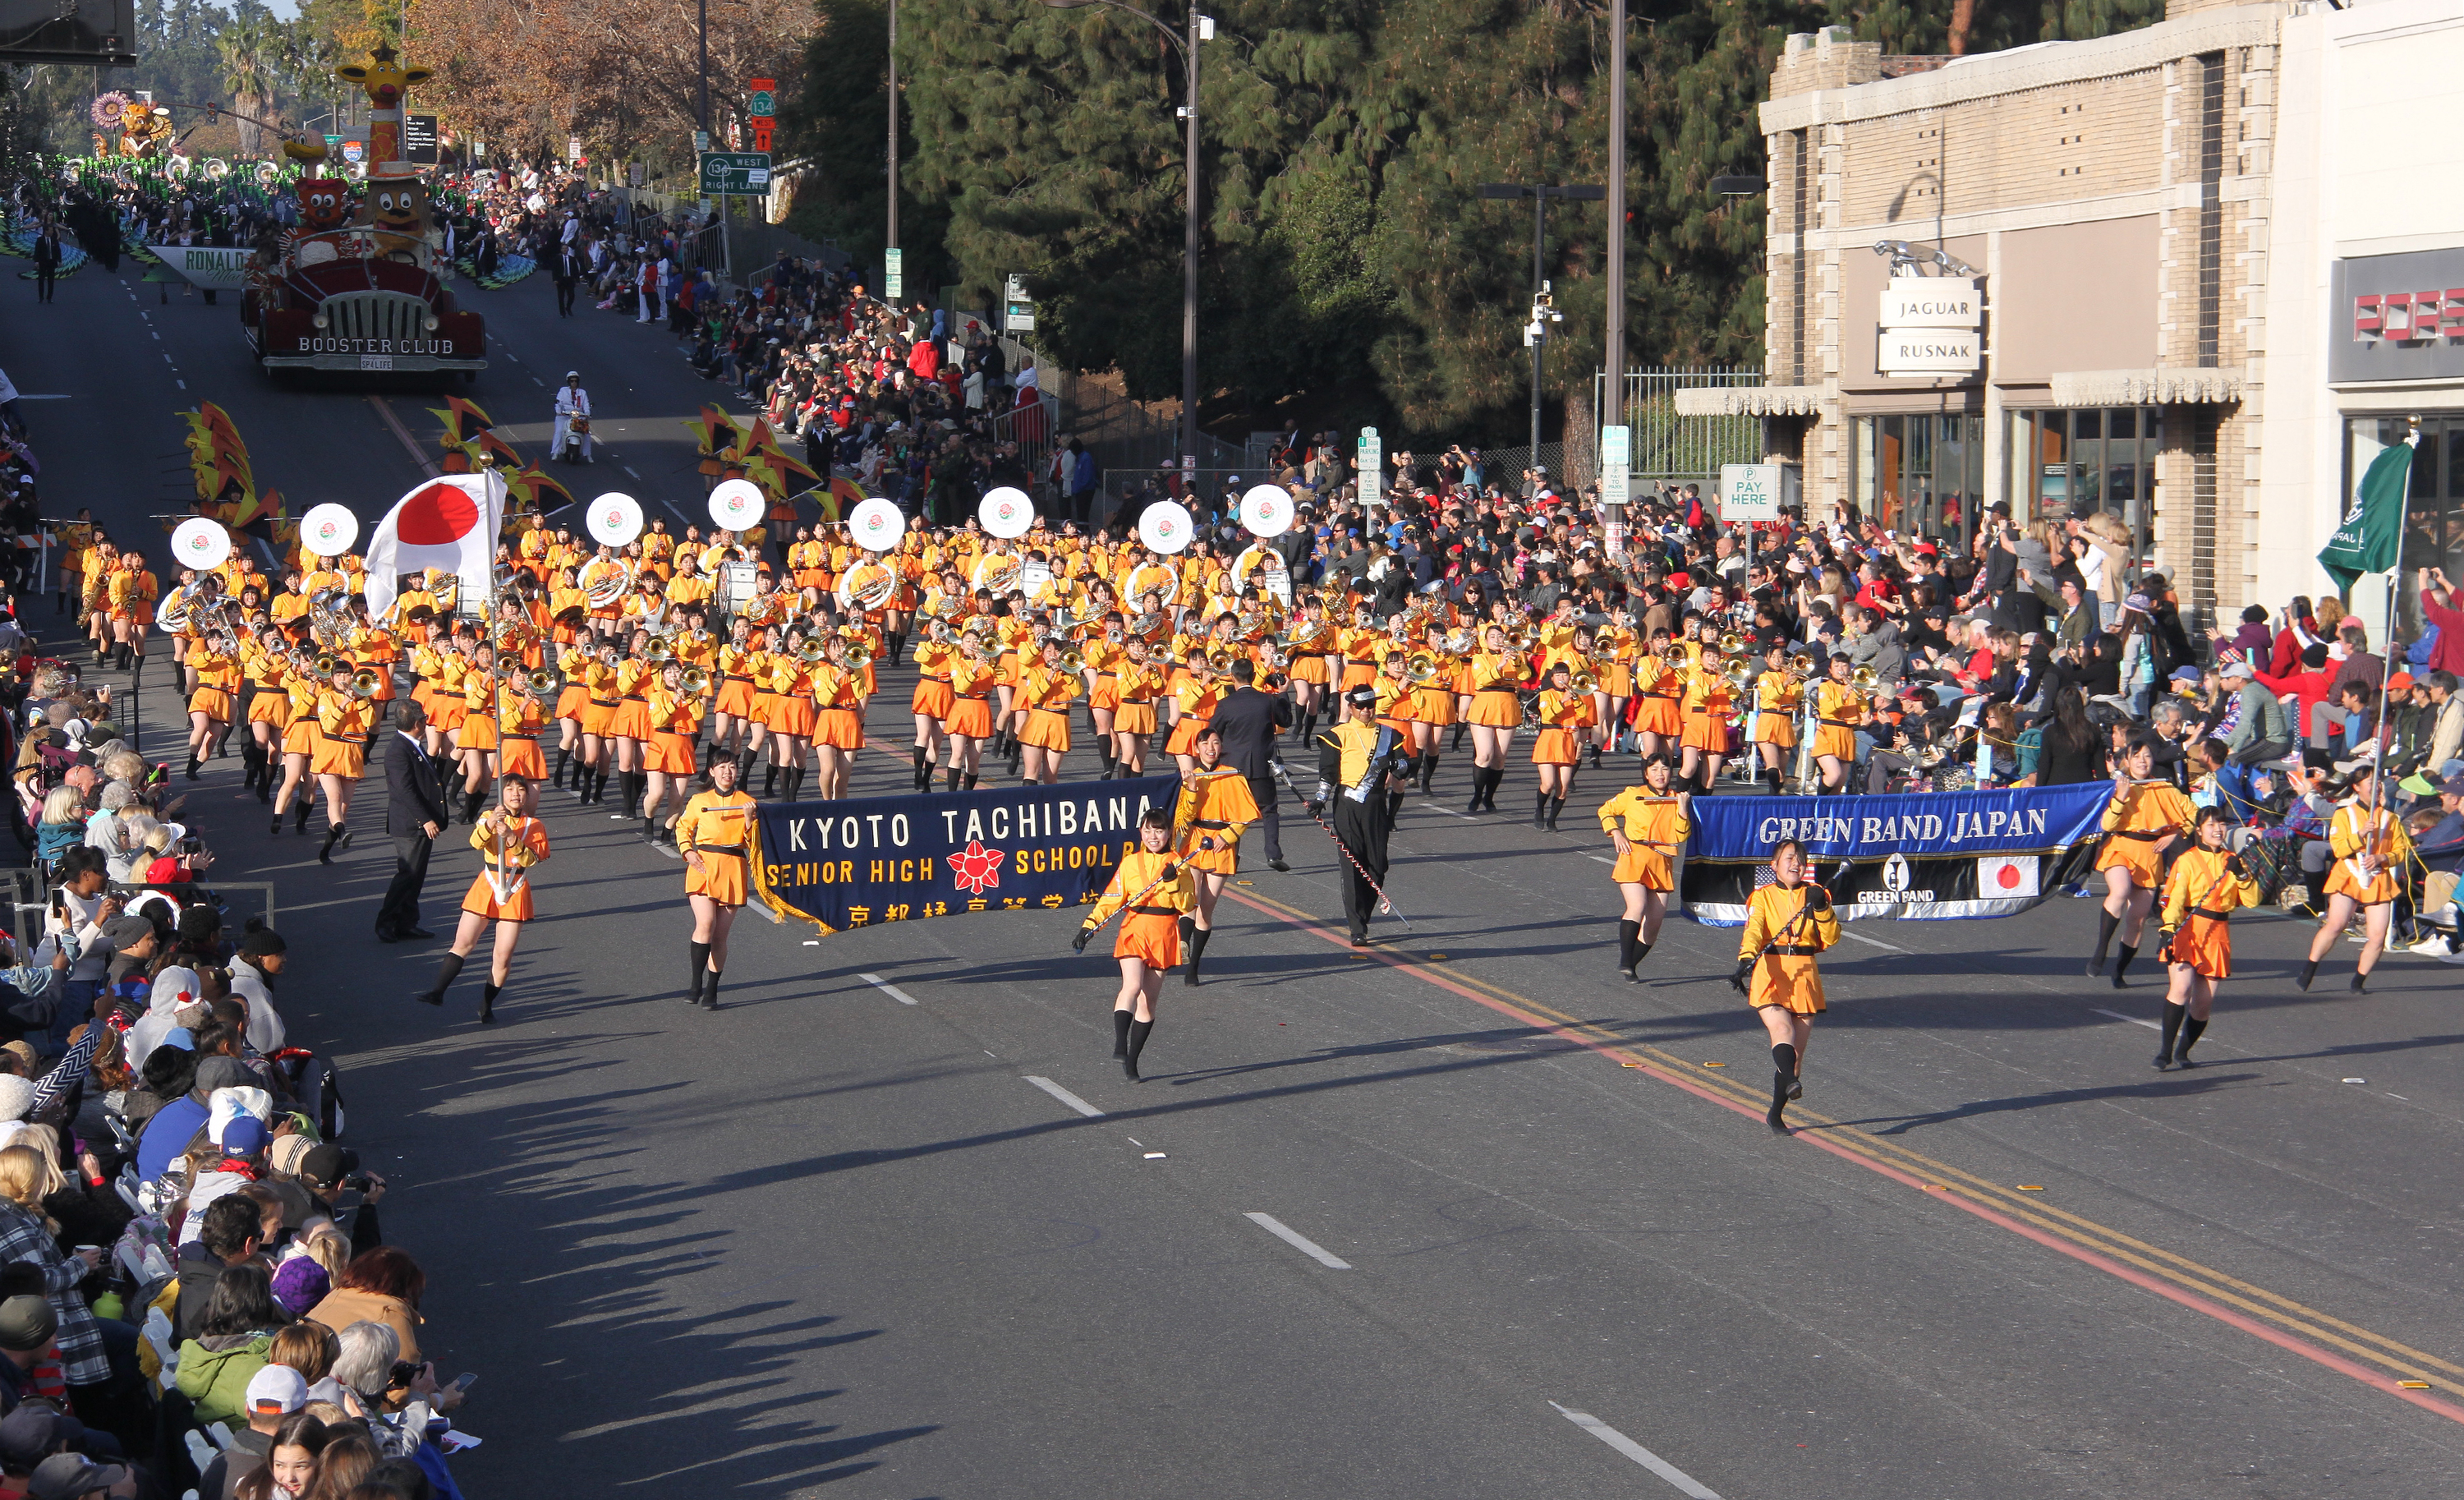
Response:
[1995,863,2021,890]
[398,482,479,545]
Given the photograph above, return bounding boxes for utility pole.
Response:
[1479,182,1604,471]
[696,0,709,137]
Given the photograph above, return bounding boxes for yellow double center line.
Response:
[1225,884,2464,1419]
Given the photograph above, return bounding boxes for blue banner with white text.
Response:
[1680,784,2112,924]
[754,775,1183,935]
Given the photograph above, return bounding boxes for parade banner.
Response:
[145,244,252,291]
[754,774,1183,936]
[1680,783,2111,925]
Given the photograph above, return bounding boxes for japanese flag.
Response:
[362,472,505,623]
[1976,854,2039,900]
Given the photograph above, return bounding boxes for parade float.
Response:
[237,44,486,383]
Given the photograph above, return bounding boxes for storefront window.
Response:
[2346,414,2464,577]
[1850,414,1984,548]
[2005,407,2164,544]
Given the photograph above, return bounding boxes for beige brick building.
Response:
[1689,0,2293,623]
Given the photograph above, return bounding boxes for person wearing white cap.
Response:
[552,371,592,464]
[198,1364,309,1498]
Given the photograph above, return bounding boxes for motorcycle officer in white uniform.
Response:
[553,370,594,464]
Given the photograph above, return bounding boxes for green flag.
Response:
[2319,435,2416,591]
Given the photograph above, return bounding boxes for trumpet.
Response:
[679,665,711,695]
[349,667,383,699]
[521,669,557,696]
[1659,642,1689,669]
[1717,630,1745,655]
[1206,650,1238,674]
[643,638,677,665]
[1055,647,1085,673]
[313,651,340,676]
[1569,669,1597,694]
[1850,665,1879,692]
[1404,650,1441,685]
[842,649,876,674]
[1724,660,1757,692]
[795,637,829,664]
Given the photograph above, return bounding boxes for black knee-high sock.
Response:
[1616,918,1640,972]
[963,771,979,791]
[1127,1018,1154,1065]
[1418,751,1438,790]
[702,968,721,1007]
[1112,1009,1133,1056]
[294,798,313,832]
[479,982,500,1023]
[2112,942,2139,981]
[1547,795,1565,830]
[554,748,571,786]
[1187,927,1211,974]
[2158,1001,2186,1060]
[762,764,779,797]
[945,769,963,794]
[912,746,928,789]
[2177,1015,2208,1059]
[1098,743,1117,776]
[1772,1042,1799,1086]
[2093,909,2119,965]
[422,951,465,1002]
[689,941,710,1003]
[1449,722,1467,752]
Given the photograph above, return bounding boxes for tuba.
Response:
[583,560,633,610]
[159,582,195,633]
[852,568,899,611]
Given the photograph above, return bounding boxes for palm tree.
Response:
[216,13,274,157]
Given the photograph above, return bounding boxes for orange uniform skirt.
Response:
[947,694,995,740]
[247,688,294,729]
[1115,909,1182,969]
[1019,706,1072,752]
[1289,655,1330,685]
[647,729,698,775]
[1604,662,1634,697]
[1634,693,1682,738]
[2167,913,2233,979]
[1611,845,1675,890]
[767,695,817,738]
[1414,685,1455,725]
[500,734,547,780]
[2095,831,2166,887]
[1531,729,1581,766]
[2322,860,2400,905]
[1812,723,1857,762]
[1181,835,1239,877]
[430,696,468,734]
[1165,715,1210,756]
[1465,686,1522,728]
[1750,711,1796,748]
[580,697,618,738]
[554,683,590,722]
[283,720,319,757]
[609,696,653,741]
[911,675,955,719]
[814,707,863,751]
[459,712,499,752]
[715,675,759,718]
[1087,674,1122,711]
[187,686,232,721]
[1680,710,1727,752]
[310,732,366,779]
[461,871,536,923]
[1341,659,1377,690]
[686,846,749,907]
[1748,955,1825,1015]
[1114,700,1158,738]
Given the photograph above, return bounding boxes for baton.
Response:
[1073,859,1186,950]
[1271,759,1413,928]
[1731,861,1850,992]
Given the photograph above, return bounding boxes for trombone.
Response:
[1055,646,1085,673]
[349,667,383,699]
[678,665,712,695]
[520,668,558,696]
[1404,651,1441,686]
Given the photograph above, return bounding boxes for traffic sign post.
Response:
[698,151,772,196]
[1357,426,1384,509]
[1598,423,1630,554]
[885,247,904,300]
[1718,462,1797,522]
[1004,275,1035,333]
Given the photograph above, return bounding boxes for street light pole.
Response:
[1605,0,1626,436]
[696,0,709,137]
[888,0,899,265]
[1480,182,1604,474]
[1041,0,1202,490]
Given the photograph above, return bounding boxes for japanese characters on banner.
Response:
[1680,784,2112,925]
[754,775,1184,935]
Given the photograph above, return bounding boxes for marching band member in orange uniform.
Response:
[1628,631,1684,762]
[763,630,818,801]
[241,631,296,805]
[1730,838,1838,1134]
[1811,653,1867,794]
[942,629,1000,793]
[1747,641,1803,796]
[1175,727,1258,985]
[607,630,656,818]
[454,644,501,825]
[183,630,241,780]
[1110,637,1166,779]
[416,777,552,1025]
[2299,762,2414,995]
[310,663,375,864]
[643,661,704,844]
[2154,807,2261,1069]
[572,640,621,806]
[2087,734,2195,987]
[497,673,551,785]
[272,651,324,836]
[711,619,761,776]
[1166,653,1225,775]
[1462,624,1526,814]
[1677,645,1733,794]
[909,621,958,790]
[678,757,757,1010]
[1528,660,1593,831]
[1597,754,1691,982]
[810,636,867,800]
[108,550,159,679]
[1015,637,1083,785]
[1075,808,1198,1081]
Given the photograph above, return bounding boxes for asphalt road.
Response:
[7,253,2464,1498]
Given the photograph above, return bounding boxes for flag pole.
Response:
[2362,416,2420,859]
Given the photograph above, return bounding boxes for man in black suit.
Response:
[31,219,60,305]
[378,701,449,941]
[1207,658,1293,871]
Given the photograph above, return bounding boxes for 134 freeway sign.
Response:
[699,150,772,194]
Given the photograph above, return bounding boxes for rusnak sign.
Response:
[2331,248,2464,383]
[1877,276,1984,377]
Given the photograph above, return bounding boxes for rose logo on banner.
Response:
[948,840,1006,895]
